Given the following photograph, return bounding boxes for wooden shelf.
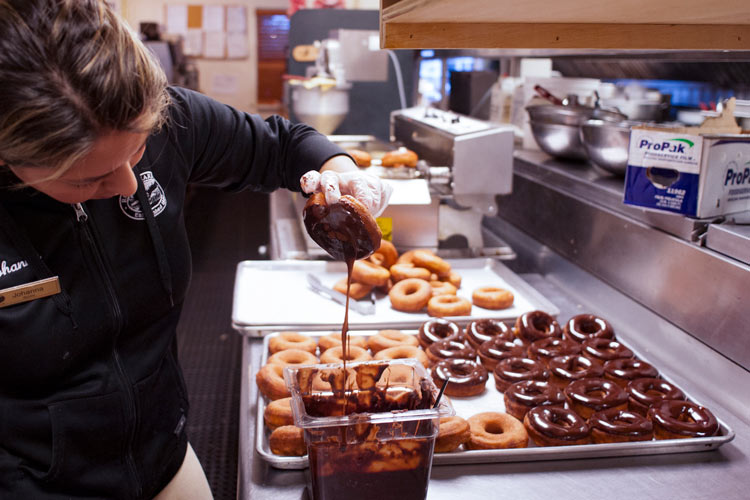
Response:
[380,0,750,51]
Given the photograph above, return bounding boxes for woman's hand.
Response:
[300,156,392,217]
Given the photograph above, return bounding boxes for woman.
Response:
[0,1,390,498]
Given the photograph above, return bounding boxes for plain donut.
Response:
[389,278,432,312]
[466,412,528,450]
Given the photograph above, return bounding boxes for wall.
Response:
[123,1,379,113]
[124,0,288,113]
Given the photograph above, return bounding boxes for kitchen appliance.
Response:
[390,107,515,253]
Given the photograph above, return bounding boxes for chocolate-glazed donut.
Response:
[492,357,549,393]
[548,354,604,389]
[589,408,654,443]
[426,339,477,366]
[626,378,685,416]
[523,406,591,446]
[465,319,513,349]
[515,311,562,344]
[432,358,488,397]
[527,338,581,367]
[418,318,461,349]
[477,338,525,371]
[603,358,658,388]
[581,338,634,366]
[302,193,381,261]
[503,380,565,421]
[563,314,615,343]
[564,377,628,419]
[648,400,719,439]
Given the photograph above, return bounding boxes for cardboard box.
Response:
[624,127,750,218]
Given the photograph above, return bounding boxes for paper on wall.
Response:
[203,5,225,32]
[165,5,188,35]
[227,32,249,59]
[203,31,226,58]
[211,74,239,95]
[226,6,247,33]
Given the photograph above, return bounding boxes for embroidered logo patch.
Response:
[119,171,167,220]
[0,259,28,280]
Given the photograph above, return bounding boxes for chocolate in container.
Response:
[284,359,454,500]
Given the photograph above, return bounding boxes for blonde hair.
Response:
[0,0,170,177]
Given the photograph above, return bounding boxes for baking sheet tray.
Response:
[254,331,735,470]
[232,258,558,336]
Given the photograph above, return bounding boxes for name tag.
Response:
[0,276,61,308]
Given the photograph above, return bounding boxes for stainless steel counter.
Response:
[238,153,750,499]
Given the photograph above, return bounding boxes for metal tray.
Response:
[254,331,735,470]
[232,258,558,336]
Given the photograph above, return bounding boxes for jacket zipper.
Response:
[73,203,143,499]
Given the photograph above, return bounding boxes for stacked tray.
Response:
[254,328,734,470]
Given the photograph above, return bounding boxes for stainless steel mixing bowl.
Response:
[580,119,635,175]
[528,120,588,161]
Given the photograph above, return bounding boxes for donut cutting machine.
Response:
[389,106,516,254]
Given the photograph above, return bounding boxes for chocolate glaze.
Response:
[604,358,658,386]
[528,338,582,365]
[581,338,634,365]
[515,310,562,344]
[478,338,525,370]
[465,319,512,348]
[563,314,615,343]
[627,377,686,415]
[505,380,565,409]
[427,339,477,364]
[432,359,488,390]
[648,400,719,438]
[418,318,461,348]
[564,377,629,412]
[493,357,550,386]
[548,354,604,385]
[589,408,653,438]
[526,406,590,441]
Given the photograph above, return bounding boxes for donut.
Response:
[472,286,514,310]
[647,400,719,439]
[465,319,513,349]
[581,338,634,366]
[319,345,372,364]
[626,377,686,416]
[443,271,462,289]
[389,278,432,312]
[477,338,525,371]
[389,263,431,282]
[317,332,367,352]
[564,377,629,419]
[374,345,429,368]
[547,354,604,389]
[351,259,390,287]
[515,311,562,344]
[263,397,294,430]
[268,332,317,355]
[368,239,398,269]
[347,148,372,167]
[395,249,432,266]
[603,358,659,388]
[266,349,318,367]
[430,280,457,297]
[332,278,374,300]
[435,416,471,452]
[527,338,582,367]
[563,314,616,343]
[589,408,654,443]
[411,250,451,277]
[503,380,565,421]
[427,295,472,317]
[302,192,381,261]
[466,412,528,450]
[425,339,477,366]
[381,147,418,167]
[432,359,488,397]
[269,425,306,456]
[418,318,462,349]
[367,329,419,353]
[524,406,591,446]
[492,357,550,393]
[256,363,291,400]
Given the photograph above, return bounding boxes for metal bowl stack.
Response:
[579,120,638,175]
[526,104,626,162]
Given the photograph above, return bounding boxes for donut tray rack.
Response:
[253,331,735,470]
[232,258,559,336]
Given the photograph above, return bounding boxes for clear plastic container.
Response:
[284,358,454,500]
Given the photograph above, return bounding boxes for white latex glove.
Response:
[300,170,393,217]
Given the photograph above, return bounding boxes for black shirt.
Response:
[0,87,344,499]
